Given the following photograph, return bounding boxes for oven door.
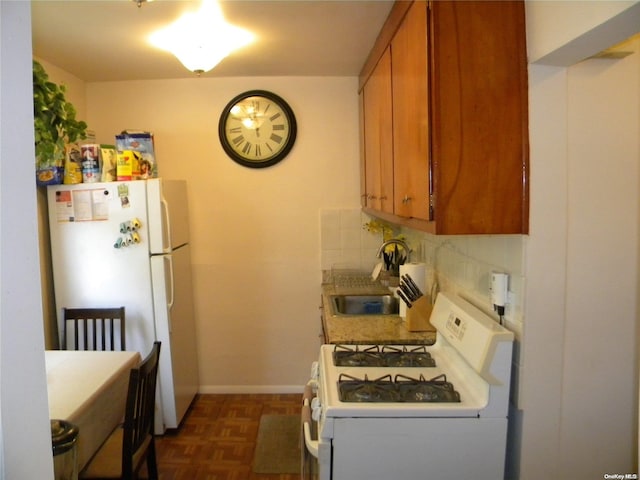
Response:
[301,382,331,480]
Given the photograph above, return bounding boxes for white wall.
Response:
[0,2,54,478]
[561,47,639,474]
[518,2,640,478]
[526,0,640,64]
[515,63,569,479]
[86,77,361,391]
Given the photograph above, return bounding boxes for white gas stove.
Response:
[302,292,514,480]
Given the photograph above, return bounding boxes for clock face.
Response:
[218,90,297,168]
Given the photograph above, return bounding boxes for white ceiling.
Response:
[31,0,394,82]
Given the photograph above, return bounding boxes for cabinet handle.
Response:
[368,194,378,200]
[380,195,387,200]
[402,195,412,204]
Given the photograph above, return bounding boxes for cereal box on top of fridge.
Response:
[63,143,83,184]
[100,145,118,182]
[115,131,157,179]
[81,144,100,183]
[116,150,133,181]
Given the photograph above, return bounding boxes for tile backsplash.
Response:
[320,208,382,274]
[414,233,525,337]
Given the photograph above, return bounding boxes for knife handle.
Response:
[402,274,423,297]
[396,289,412,308]
[399,282,415,301]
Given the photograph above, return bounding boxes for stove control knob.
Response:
[311,397,322,421]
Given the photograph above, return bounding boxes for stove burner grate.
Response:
[333,345,436,368]
[337,374,399,402]
[394,373,461,403]
[338,373,461,403]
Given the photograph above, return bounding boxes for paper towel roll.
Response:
[399,262,426,318]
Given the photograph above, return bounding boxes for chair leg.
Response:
[146,440,159,480]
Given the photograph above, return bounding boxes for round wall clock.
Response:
[218,90,297,168]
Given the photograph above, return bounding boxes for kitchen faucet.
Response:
[376,239,411,262]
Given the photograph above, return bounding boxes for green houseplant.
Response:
[33,60,87,185]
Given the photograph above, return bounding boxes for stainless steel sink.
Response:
[330,294,399,316]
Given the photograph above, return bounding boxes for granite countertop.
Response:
[321,284,436,345]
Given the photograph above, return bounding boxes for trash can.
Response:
[51,419,79,480]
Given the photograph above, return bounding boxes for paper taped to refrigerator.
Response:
[53,187,111,222]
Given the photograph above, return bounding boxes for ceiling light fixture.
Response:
[133,0,152,7]
[148,0,254,75]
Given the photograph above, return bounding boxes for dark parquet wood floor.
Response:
[152,393,302,480]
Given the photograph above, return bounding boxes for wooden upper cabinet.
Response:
[392,0,430,221]
[361,47,394,214]
[430,1,529,234]
[359,0,529,235]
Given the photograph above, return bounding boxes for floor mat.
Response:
[252,414,301,474]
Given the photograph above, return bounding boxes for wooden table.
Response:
[45,350,141,471]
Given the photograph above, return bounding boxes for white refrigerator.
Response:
[47,178,199,434]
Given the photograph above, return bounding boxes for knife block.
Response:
[406,296,435,332]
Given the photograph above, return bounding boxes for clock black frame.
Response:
[218,90,297,168]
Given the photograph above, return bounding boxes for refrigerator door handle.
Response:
[166,255,175,312]
[161,196,172,253]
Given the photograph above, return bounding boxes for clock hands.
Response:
[219,90,296,167]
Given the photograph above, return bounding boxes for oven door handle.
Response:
[301,401,319,458]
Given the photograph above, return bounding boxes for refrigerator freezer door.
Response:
[47,181,156,356]
[146,179,190,254]
[150,244,199,430]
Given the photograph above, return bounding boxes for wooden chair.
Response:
[80,341,161,480]
[62,307,126,351]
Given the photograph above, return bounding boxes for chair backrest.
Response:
[122,341,161,477]
[62,307,126,351]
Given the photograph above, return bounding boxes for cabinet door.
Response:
[392,0,430,221]
[358,92,367,207]
[430,0,529,234]
[361,47,394,213]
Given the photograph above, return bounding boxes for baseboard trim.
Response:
[198,385,304,394]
